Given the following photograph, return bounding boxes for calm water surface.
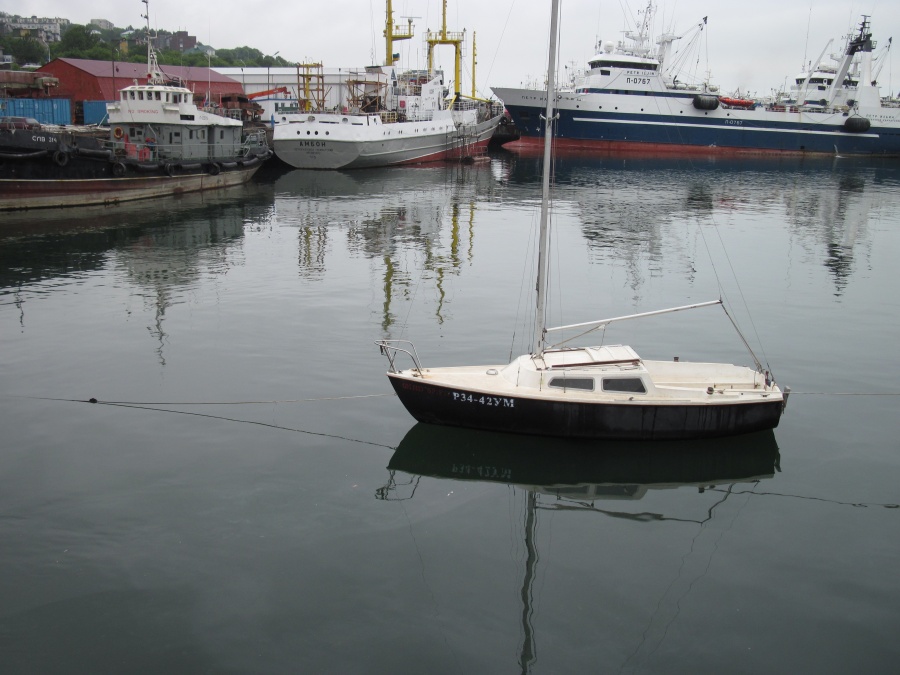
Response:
[1,152,898,673]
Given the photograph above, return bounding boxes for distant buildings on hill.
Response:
[0,12,201,54]
[0,13,69,43]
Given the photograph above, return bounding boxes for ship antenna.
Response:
[142,0,165,85]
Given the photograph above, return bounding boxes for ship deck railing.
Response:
[100,138,260,163]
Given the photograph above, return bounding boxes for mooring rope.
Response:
[784,391,900,396]
[16,395,398,450]
[22,393,396,406]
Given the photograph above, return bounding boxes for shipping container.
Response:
[83,100,112,125]
[0,98,72,125]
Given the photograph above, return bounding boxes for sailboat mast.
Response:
[532,0,561,356]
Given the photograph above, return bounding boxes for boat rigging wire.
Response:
[694,211,773,377]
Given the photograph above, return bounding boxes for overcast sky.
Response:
[10,1,899,97]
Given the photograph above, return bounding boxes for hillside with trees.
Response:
[0,15,289,69]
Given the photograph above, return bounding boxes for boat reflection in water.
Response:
[379,423,780,503]
[379,424,780,673]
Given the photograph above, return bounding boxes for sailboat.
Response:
[375,0,788,441]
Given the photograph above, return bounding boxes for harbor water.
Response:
[1,152,898,673]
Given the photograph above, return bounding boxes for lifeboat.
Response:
[718,97,755,108]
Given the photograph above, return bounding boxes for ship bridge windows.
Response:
[589,60,657,71]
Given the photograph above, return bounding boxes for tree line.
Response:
[1,22,290,69]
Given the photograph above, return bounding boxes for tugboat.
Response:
[0,1,271,211]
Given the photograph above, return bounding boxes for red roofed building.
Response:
[35,58,241,121]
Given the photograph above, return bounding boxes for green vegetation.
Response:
[0,20,291,69]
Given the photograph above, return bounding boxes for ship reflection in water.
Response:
[378,423,780,507]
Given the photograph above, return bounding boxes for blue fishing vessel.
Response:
[492,4,900,157]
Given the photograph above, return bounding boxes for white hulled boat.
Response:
[376,0,787,441]
[273,0,502,170]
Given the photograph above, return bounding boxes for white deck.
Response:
[395,344,782,406]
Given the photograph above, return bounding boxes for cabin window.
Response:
[155,92,161,100]
[129,91,136,100]
[199,129,205,139]
[189,130,194,139]
[602,378,646,393]
[548,377,595,391]
[601,69,610,76]
[220,130,224,139]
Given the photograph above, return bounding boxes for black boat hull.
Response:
[388,374,784,440]
[1,126,271,210]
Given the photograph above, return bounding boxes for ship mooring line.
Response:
[786,391,900,396]
[709,485,899,510]
[21,393,397,405]
[4,393,400,450]
[60,398,398,450]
